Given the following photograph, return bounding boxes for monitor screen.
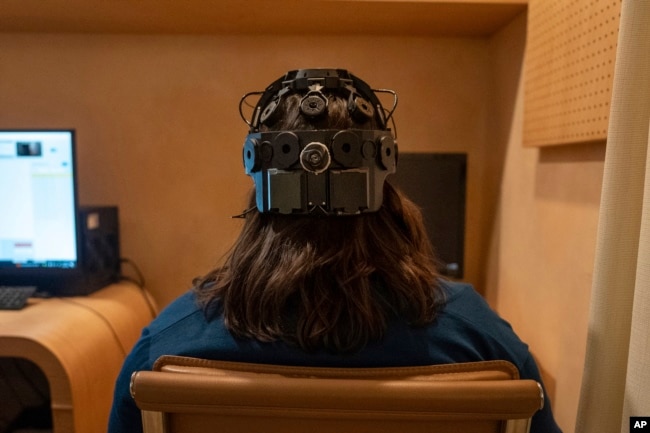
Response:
[0,130,81,287]
[388,152,467,278]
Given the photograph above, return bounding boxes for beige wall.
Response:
[0,33,491,307]
[0,17,602,431]
[486,14,604,432]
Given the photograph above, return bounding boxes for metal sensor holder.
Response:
[240,69,398,216]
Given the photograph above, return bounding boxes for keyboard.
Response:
[0,286,37,310]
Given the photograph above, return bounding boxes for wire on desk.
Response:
[119,257,158,320]
[119,257,145,288]
[55,257,151,360]
[56,262,157,361]
[56,297,128,359]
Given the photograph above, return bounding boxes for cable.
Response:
[119,257,145,287]
[119,257,158,319]
[56,297,128,359]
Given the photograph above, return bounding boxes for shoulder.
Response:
[146,290,204,334]
[144,290,222,355]
[116,291,202,370]
[141,289,254,363]
[432,280,531,364]
[439,280,501,320]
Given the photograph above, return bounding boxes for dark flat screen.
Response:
[388,152,467,278]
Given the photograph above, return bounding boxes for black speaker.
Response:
[76,206,121,294]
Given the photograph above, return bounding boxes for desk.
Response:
[0,282,156,433]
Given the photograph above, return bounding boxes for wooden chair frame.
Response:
[131,356,543,433]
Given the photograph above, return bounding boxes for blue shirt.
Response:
[108,280,561,432]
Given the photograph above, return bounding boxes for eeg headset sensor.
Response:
[239,69,398,216]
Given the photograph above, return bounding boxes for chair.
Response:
[130,355,544,433]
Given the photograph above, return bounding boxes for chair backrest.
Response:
[130,355,543,433]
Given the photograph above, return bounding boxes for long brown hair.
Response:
[194,93,444,353]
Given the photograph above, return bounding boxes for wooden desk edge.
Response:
[0,282,155,433]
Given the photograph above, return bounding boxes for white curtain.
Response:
[576,1,650,432]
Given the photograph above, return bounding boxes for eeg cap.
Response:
[239,69,398,216]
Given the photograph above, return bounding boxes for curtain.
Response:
[575,1,650,432]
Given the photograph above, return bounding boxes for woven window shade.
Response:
[524,0,622,147]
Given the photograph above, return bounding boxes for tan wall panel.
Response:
[524,0,621,146]
[0,34,490,307]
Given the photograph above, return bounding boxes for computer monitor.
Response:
[0,129,84,294]
[388,152,467,278]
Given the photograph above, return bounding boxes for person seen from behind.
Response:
[108,68,562,433]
